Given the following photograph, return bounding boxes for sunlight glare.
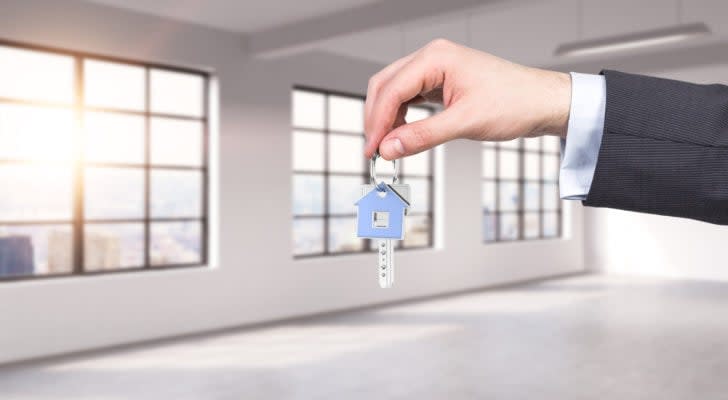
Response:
[0,104,75,162]
[0,46,74,104]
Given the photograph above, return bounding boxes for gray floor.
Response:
[4,274,728,399]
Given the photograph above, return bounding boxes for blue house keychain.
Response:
[355,153,410,288]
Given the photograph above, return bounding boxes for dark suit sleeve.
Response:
[583,70,728,225]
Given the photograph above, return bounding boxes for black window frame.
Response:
[482,138,562,243]
[0,39,211,282]
[292,85,435,258]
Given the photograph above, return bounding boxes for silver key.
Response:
[354,152,410,288]
[378,239,394,288]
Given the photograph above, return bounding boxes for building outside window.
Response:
[0,41,210,280]
[291,87,435,257]
[482,136,561,242]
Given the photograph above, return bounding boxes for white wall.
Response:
[585,64,728,281]
[0,0,584,364]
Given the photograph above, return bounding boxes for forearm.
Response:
[583,71,728,224]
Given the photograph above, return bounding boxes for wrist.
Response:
[535,70,571,138]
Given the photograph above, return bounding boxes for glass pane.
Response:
[406,107,432,123]
[0,46,74,104]
[85,167,144,219]
[543,154,559,181]
[483,213,496,242]
[524,212,540,239]
[328,217,363,252]
[543,212,559,237]
[404,177,430,214]
[293,175,323,215]
[403,215,430,247]
[328,176,361,214]
[85,60,145,111]
[150,222,201,265]
[84,223,144,270]
[151,170,202,218]
[402,150,431,176]
[0,104,75,162]
[328,96,363,133]
[84,111,145,164]
[150,69,204,117]
[292,90,324,129]
[498,138,521,150]
[543,182,559,211]
[499,181,519,212]
[524,182,540,211]
[499,150,519,180]
[499,213,519,241]
[293,218,324,255]
[543,136,561,153]
[0,224,72,277]
[482,181,496,213]
[524,137,541,152]
[524,152,540,180]
[0,165,72,221]
[482,148,496,179]
[150,117,203,166]
[329,134,364,173]
[293,130,324,171]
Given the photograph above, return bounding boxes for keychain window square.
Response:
[373,212,390,228]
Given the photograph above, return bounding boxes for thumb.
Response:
[379,107,464,160]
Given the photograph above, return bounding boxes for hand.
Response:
[364,39,572,160]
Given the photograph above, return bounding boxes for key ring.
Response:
[370,151,400,188]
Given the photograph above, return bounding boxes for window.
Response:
[0,41,209,281]
[482,137,561,242]
[292,87,434,257]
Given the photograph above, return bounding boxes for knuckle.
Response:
[367,75,380,92]
[424,38,454,53]
[380,86,402,105]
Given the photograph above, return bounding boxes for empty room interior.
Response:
[2,0,728,398]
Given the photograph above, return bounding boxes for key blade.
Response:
[378,239,394,288]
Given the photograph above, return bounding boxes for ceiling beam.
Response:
[247,0,511,59]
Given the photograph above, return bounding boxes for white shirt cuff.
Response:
[559,72,606,200]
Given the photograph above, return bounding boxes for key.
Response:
[354,152,410,288]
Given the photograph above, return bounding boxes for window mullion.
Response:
[201,73,210,265]
[323,93,330,255]
[72,57,85,274]
[144,67,151,268]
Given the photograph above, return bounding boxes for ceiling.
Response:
[82,0,728,70]
[84,0,384,33]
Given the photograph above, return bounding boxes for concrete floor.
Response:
[3,274,728,399]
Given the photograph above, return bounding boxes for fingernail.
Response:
[382,138,404,157]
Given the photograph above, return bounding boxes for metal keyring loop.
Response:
[370,151,400,186]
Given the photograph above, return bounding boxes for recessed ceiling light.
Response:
[555,23,711,57]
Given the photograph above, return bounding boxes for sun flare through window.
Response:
[0,41,210,280]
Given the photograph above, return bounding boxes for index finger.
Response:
[364,52,446,158]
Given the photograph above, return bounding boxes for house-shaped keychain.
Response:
[355,183,410,239]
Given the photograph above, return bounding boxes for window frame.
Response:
[482,138,562,243]
[292,85,435,258]
[0,39,211,282]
